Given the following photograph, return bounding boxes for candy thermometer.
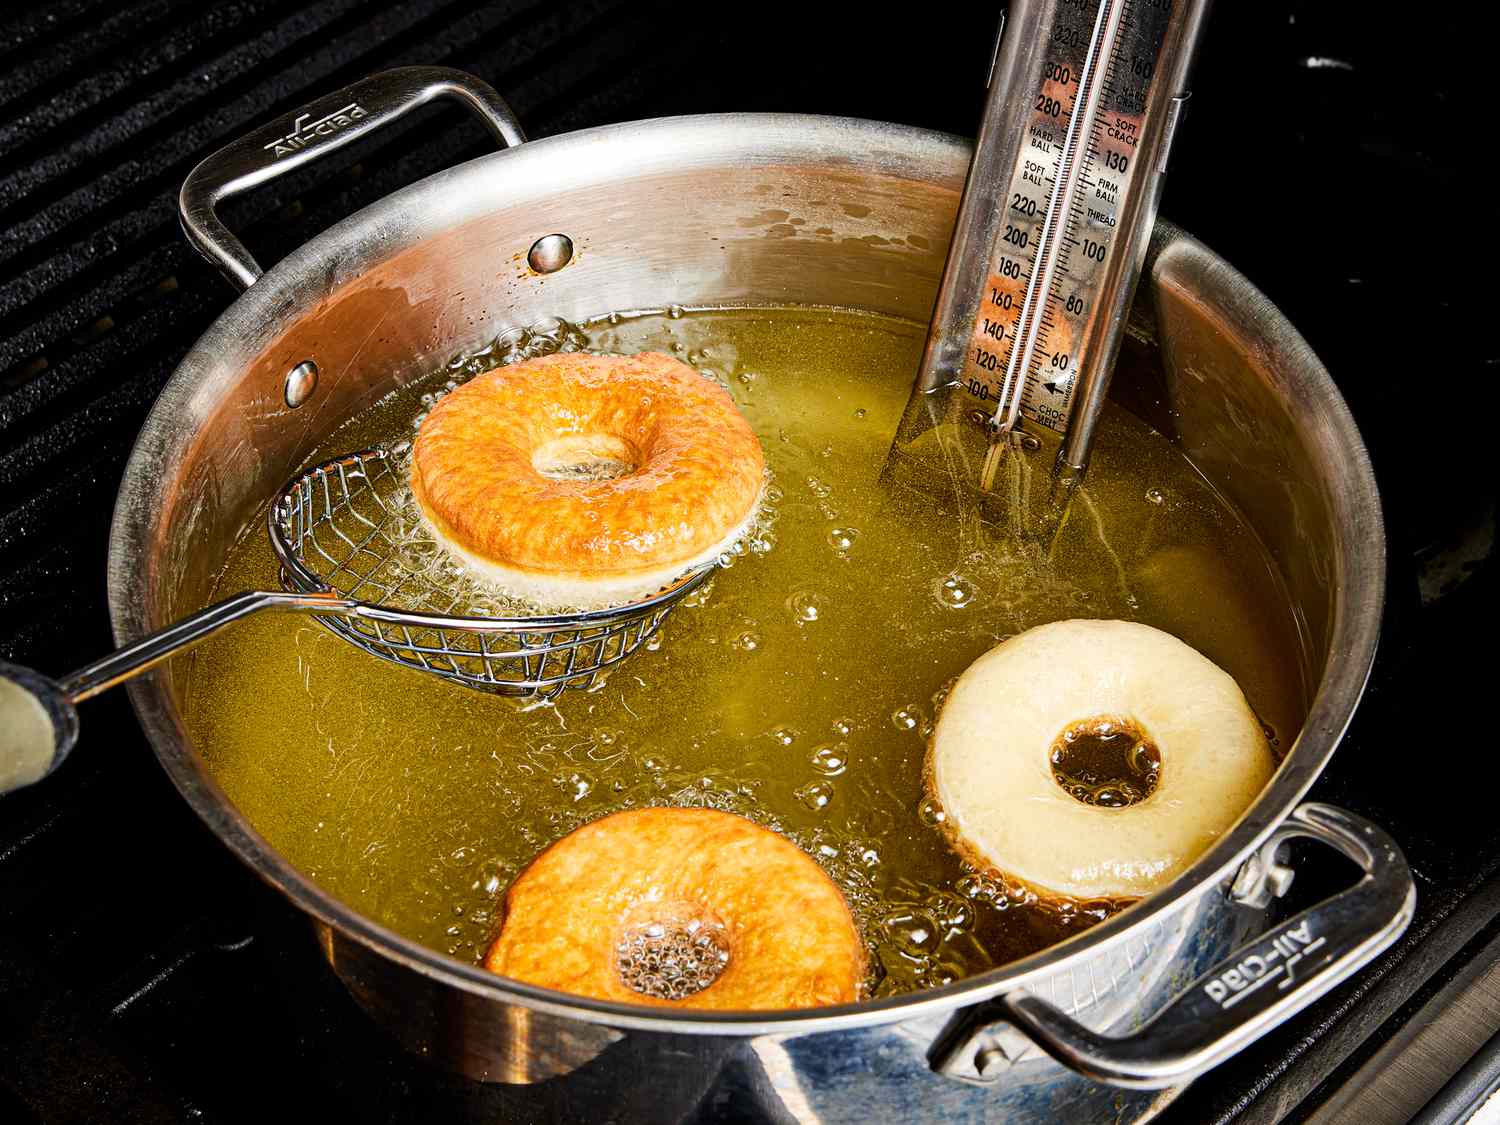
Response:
[898,0,1211,485]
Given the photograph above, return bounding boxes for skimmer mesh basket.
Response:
[267,447,713,698]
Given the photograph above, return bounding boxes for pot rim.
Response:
[108,111,1385,1036]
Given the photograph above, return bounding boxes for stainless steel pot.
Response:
[108,68,1411,1123]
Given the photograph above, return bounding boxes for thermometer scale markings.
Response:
[964,0,1174,437]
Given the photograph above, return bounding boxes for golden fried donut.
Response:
[927,620,1275,900]
[483,808,864,1009]
[410,351,764,608]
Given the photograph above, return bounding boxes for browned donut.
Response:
[410,352,764,606]
[484,808,864,1010]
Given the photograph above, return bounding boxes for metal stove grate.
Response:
[0,2,1492,1123]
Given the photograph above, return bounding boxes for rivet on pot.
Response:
[1229,847,1297,908]
[284,360,318,409]
[527,234,575,274]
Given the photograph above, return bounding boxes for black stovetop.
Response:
[1,2,1494,1122]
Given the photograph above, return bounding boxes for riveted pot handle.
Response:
[931,803,1415,1089]
[179,66,525,290]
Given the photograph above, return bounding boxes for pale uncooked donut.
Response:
[928,619,1275,900]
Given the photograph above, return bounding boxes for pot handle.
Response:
[930,803,1416,1089]
[179,66,525,290]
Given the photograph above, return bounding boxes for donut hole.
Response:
[1049,716,1161,809]
[613,907,730,1001]
[531,433,639,482]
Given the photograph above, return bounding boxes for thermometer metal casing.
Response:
[905,0,1211,472]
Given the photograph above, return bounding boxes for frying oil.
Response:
[180,308,1307,998]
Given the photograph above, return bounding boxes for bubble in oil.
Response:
[930,679,955,712]
[395,536,440,576]
[891,704,925,732]
[809,743,849,776]
[615,917,729,1001]
[1145,488,1165,505]
[955,873,1000,903]
[682,581,714,609]
[787,590,823,624]
[830,717,853,737]
[768,726,799,747]
[927,891,973,932]
[920,963,961,990]
[917,796,946,827]
[469,593,515,619]
[805,476,832,499]
[1005,882,1038,909]
[934,573,976,610]
[883,910,939,958]
[827,526,860,554]
[795,781,835,811]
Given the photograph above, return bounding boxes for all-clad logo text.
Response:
[1202,921,1327,1009]
[264,103,368,158]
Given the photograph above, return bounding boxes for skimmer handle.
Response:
[60,589,354,702]
[1,590,351,795]
[179,66,525,290]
